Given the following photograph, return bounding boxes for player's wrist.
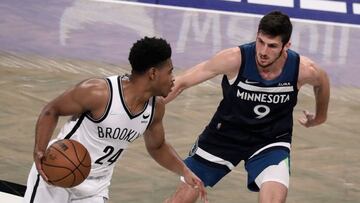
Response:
[181,166,192,177]
[311,115,326,126]
[33,150,44,158]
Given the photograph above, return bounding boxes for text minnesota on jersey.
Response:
[237,80,292,104]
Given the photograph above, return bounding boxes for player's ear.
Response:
[284,41,291,50]
[148,67,157,80]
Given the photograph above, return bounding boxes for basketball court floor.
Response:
[0,0,360,202]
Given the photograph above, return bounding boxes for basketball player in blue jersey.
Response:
[165,11,330,203]
[23,37,206,203]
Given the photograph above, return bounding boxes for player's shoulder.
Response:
[217,47,241,59]
[155,97,166,110]
[79,77,108,88]
[298,55,323,86]
[154,96,165,109]
[149,97,165,122]
[74,77,110,101]
[75,77,109,94]
[214,47,241,73]
[299,55,316,69]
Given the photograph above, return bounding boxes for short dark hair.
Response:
[128,36,172,74]
[258,11,292,45]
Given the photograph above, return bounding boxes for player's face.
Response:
[155,59,174,97]
[255,32,285,68]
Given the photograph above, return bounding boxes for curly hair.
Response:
[128,36,172,74]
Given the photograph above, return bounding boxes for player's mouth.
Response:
[167,82,174,93]
[257,56,268,64]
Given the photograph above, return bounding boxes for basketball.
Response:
[41,139,91,188]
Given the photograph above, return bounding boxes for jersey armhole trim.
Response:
[85,78,113,123]
[223,46,244,86]
[229,46,246,86]
[64,113,86,139]
[145,96,156,130]
[227,75,237,85]
[294,53,301,91]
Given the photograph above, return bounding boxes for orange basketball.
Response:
[41,139,91,188]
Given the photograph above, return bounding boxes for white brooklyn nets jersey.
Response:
[55,75,156,197]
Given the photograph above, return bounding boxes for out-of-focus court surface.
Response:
[1,0,360,202]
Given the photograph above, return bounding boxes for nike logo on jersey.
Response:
[245,79,259,84]
[143,114,150,119]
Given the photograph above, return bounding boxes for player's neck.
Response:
[257,52,287,80]
[122,79,151,114]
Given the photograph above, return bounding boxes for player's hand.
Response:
[34,150,49,182]
[298,110,316,127]
[183,168,208,203]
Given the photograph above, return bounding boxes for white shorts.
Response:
[23,164,109,203]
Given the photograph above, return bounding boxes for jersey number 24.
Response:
[95,146,123,165]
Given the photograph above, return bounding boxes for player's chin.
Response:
[162,88,172,97]
[162,91,170,98]
[256,58,269,67]
[259,62,271,68]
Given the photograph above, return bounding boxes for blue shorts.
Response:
[184,147,290,191]
[184,156,230,187]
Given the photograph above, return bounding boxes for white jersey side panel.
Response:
[55,75,156,198]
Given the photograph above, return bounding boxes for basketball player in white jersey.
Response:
[165,11,330,203]
[23,37,206,203]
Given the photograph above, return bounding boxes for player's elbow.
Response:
[41,103,60,118]
[318,116,327,124]
[146,142,165,161]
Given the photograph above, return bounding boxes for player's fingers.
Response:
[185,174,200,187]
[303,110,315,120]
[38,169,49,182]
[306,112,313,119]
[200,186,208,203]
[34,159,43,171]
[302,110,308,116]
[193,180,207,202]
[34,154,50,182]
[297,117,306,125]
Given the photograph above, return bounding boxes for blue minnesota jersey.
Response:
[195,42,299,165]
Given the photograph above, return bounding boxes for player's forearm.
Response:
[313,71,330,125]
[34,105,59,155]
[148,142,187,176]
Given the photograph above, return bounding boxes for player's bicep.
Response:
[48,79,106,116]
[49,87,86,116]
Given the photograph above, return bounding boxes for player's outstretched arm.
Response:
[144,98,207,202]
[297,56,330,127]
[33,78,108,181]
[164,47,241,104]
